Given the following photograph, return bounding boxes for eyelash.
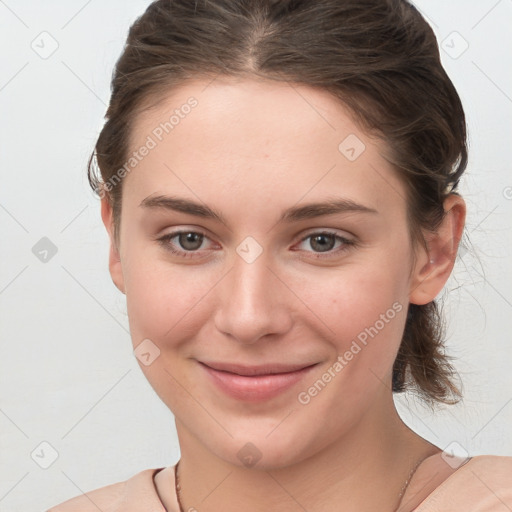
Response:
[156,229,356,260]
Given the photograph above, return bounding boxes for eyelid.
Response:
[298,227,355,242]
[156,226,213,245]
[156,227,356,259]
[156,228,218,259]
[292,229,356,256]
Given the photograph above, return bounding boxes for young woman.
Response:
[48,0,512,510]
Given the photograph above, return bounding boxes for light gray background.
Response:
[0,1,511,511]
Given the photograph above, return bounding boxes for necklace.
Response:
[174,456,427,512]
[394,456,427,512]
[174,460,184,512]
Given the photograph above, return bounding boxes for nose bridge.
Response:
[214,246,291,344]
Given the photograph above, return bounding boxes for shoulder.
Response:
[446,454,512,490]
[46,467,166,512]
[414,455,512,511]
[466,454,512,476]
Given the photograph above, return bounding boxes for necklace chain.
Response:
[394,456,426,512]
[175,460,184,512]
[174,455,426,512]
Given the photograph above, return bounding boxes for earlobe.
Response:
[409,194,466,305]
[100,196,126,295]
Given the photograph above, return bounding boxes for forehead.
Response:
[124,77,406,221]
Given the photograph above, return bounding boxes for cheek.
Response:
[293,256,409,383]
[300,259,407,337]
[122,255,222,409]
[123,251,221,347]
[290,275,407,426]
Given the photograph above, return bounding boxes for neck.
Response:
[173,395,438,512]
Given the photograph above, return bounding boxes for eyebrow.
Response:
[139,194,378,225]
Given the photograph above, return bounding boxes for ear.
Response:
[409,194,466,305]
[100,196,126,295]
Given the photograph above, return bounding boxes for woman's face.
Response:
[106,77,430,468]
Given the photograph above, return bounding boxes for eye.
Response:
[294,230,355,258]
[156,228,355,260]
[157,230,216,259]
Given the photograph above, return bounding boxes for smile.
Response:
[198,361,319,402]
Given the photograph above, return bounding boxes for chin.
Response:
[198,423,329,471]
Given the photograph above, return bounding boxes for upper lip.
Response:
[199,361,318,376]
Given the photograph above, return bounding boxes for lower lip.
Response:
[199,362,318,402]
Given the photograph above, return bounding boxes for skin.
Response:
[101,77,466,511]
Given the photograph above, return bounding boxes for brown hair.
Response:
[89,0,467,405]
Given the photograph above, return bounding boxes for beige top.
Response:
[47,453,512,512]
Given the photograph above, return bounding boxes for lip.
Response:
[200,361,317,376]
[198,361,319,402]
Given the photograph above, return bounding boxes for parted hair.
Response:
[88,0,467,405]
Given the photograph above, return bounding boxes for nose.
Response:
[213,249,293,345]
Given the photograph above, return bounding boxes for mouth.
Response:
[199,361,318,376]
[198,360,319,401]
